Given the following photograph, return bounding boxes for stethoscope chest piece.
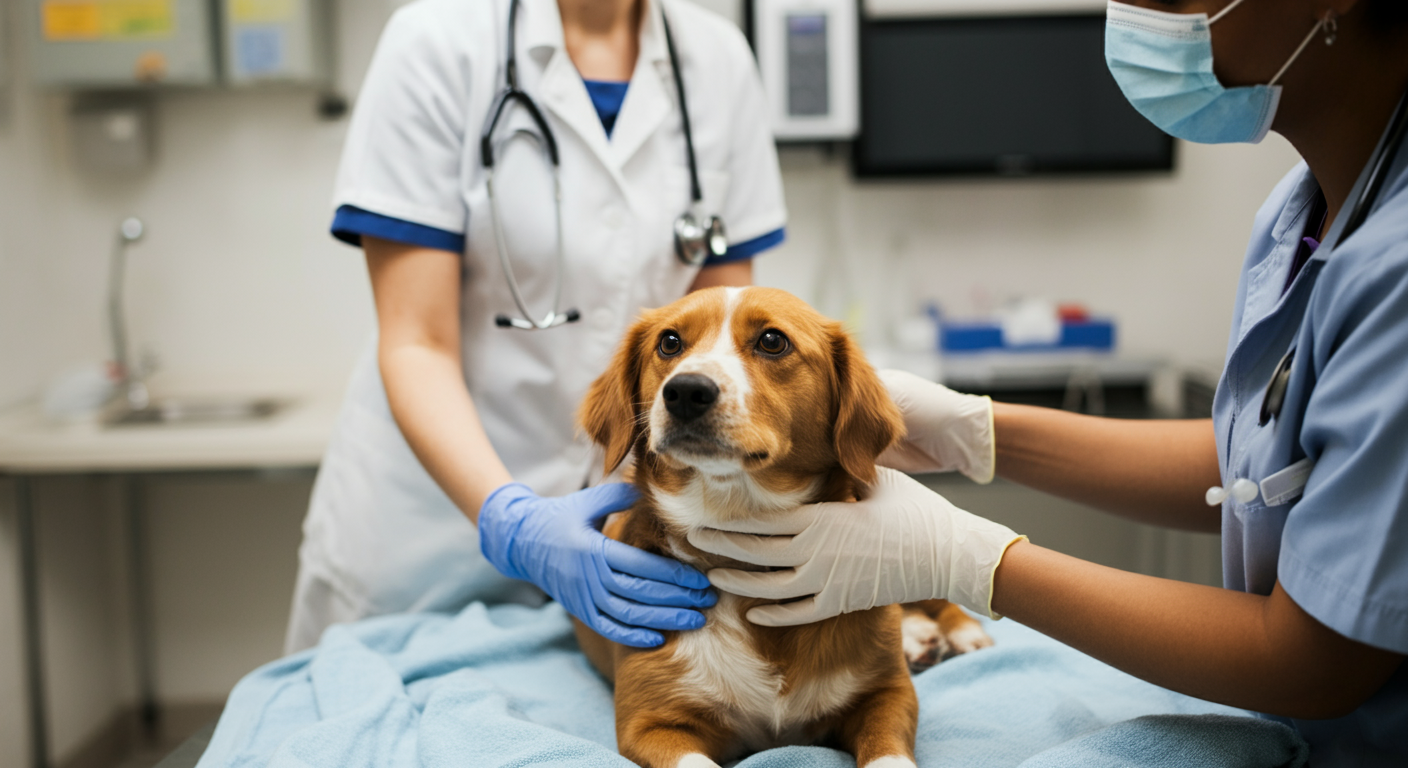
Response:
[674,211,727,266]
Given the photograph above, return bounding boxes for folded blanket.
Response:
[197,602,1306,768]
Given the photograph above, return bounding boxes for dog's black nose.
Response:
[663,373,719,422]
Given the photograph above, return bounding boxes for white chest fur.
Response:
[670,593,863,748]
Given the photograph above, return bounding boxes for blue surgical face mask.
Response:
[1105,0,1326,144]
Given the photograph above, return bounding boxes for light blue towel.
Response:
[198,602,1307,768]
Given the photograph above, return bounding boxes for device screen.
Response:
[786,13,829,117]
[856,15,1172,176]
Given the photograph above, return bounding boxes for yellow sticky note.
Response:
[231,0,295,24]
[42,0,173,41]
[43,2,102,40]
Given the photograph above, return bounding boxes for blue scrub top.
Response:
[1213,133,1408,763]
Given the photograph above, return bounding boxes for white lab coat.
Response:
[286,0,786,652]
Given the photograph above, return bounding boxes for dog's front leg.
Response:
[613,651,734,768]
[832,674,920,768]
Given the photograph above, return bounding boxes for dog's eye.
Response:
[658,331,683,357]
[756,329,789,356]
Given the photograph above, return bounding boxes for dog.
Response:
[575,286,992,768]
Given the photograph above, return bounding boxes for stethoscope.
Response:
[483,0,727,330]
[1259,88,1408,425]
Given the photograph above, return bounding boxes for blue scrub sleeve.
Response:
[331,205,465,253]
[1278,231,1408,653]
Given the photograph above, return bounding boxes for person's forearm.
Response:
[688,260,752,291]
[364,236,512,523]
[380,342,512,522]
[991,540,1403,719]
[993,404,1221,531]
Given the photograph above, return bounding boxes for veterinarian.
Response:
[690,0,1408,763]
[284,0,785,653]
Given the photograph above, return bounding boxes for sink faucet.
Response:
[109,217,150,411]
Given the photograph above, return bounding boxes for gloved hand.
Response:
[877,369,996,484]
[479,482,716,647]
[685,468,1025,626]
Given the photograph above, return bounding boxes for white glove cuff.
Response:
[946,519,1025,620]
[955,395,996,485]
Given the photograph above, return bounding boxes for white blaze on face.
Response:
[648,287,752,472]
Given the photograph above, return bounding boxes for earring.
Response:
[1323,12,1338,46]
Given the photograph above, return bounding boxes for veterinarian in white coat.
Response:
[285,0,786,653]
[691,0,1408,763]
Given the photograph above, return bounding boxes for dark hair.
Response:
[1365,0,1408,27]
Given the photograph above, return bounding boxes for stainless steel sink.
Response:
[107,398,287,427]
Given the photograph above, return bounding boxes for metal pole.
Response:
[125,475,160,739]
[15,476,51,768]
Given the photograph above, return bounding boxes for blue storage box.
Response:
[941,319,1116,353]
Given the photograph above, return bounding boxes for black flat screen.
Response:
[854,14,1173,177]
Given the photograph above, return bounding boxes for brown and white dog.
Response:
[575,286,991,768]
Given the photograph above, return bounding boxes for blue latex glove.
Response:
[478,482,716,647]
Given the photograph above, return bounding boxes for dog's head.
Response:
[581,287,902,519]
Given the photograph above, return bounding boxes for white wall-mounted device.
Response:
[753,0,859,141]
[221,0,333,86]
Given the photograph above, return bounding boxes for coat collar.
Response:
[514,0,677,179]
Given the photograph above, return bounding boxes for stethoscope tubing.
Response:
[482,0,718,328]
[486,131,572,330]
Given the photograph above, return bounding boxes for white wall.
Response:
[0,0,1304,764]
[761,138,1303,364]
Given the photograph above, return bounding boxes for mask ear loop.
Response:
[1268,13,1330,87]
[1208,0,1251,25]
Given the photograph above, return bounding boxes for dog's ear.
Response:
[580,317,652,474]
[830,324,905,485]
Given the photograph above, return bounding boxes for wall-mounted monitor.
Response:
[853,13,1174,177]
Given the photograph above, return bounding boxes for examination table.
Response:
[177,600,1308,768]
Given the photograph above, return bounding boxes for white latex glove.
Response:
[877,369,996,484]
[686,468,1026,626]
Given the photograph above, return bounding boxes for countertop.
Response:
[0,392,342,474]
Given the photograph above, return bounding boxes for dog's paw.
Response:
[943,622,994,656]
[675,754,723,768]
[901,614,950,673]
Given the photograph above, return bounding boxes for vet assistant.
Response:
[690,0,1408,763]
[286,0,786,653]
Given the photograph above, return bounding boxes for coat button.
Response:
[1207,479,1260,505]
[1230,478,1260,503]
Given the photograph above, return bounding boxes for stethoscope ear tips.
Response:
[495,315,515,328]
[564,308,581,323]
